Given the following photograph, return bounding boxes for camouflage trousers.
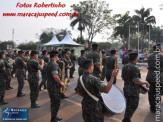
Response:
[17,75,25,92]
[124,95,139,120]
[40,72,47,86]
[28,82,39,103]
[70,67,75,76]
[148,82,163,109]
[0,77,6,96]
[48,91,61,122]
[82,108,104,122]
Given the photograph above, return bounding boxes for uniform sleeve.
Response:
[132,66,141,82]
[94,78,107,92]
[52,63,58,75]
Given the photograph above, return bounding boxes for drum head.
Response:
[101,85,126,114]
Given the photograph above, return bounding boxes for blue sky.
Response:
[0,0,163,44]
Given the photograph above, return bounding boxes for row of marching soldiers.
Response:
[0,49,76,121]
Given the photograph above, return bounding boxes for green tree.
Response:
[132,7,156,51]
[70,7,90,39]
[18,41,37,50]
[114,11,135,49]
[39,31,54,44]
[56,29,72,41]
[71,0,115,48]
[73,36,85,44]
[98,42,112,50]
[0,41,16,50]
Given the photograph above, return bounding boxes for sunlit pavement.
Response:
[0,63,162,122]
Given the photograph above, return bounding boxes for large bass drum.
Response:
[101,85,126,120]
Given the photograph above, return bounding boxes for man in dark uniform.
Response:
[146,44,163,112]
[27,51,44,108]
[101,51,106,81]
[11,50,18,77]
[60,51,72,98]
[15,51,26,97]
[47,51,64,122]
[78,50,86,77]
[122,52,150,122]
[122,49,133,65]
[4,54,13,90]
[58,49,62,58]
[69,49,77,78]
[39,50,49,91]
[86,44,102,78]
[105,49,118,84]
[76,59,118,122]
[0,52,8,105]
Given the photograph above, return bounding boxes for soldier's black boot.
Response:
[39,84,42,91]
[31,101,40,108]
[44,84,47,89]
[0,96,8,105]
[17,91,25,97]
[56,117,62,121]
[51,116,58,122]
[61,94,68,99]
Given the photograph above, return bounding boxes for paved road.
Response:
[0,63,163,122]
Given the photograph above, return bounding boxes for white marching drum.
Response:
[101,85,126,119]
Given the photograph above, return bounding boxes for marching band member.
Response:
[69,49,77,78]
[86,44,102,78]
[78,50,86,77]
[122,52,150,122]
[105,49,118,84]
[15,51,26,97]
[46,51,64,122]
[27,51,44,108]
[76,59,118,122]
[39,50,49,91]
[0,52,8,105]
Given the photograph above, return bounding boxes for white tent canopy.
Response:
[59,33,81,46]
[43,35,61,46]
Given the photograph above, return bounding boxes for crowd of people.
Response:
[0,43,162,122]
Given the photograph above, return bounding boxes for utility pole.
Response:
[12,29,14,41]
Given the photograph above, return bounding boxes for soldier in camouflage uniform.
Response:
[78,50,86,77]
[76,59,118,122]
[27,51,44,108]
[11,50,18,77]
[101,51,106,81]
[24,51,30,80]
[122,52,150,122]
[146,44,163,113]
[58,49,62,59]
[39,50,49,91]
[86,44,101,78]
[122,50,133,65]
[0,52,8,105]
[70,49,77,78]
[60,51,72,98]
[4,54,13,90]
[47,51,64,122]
[15,51,26,97]
[105,49,118,84]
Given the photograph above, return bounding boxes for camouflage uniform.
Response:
[122,62,140,121]
[15,56,26,94]
[11,54,17,76]
[78,55,86,76]
[76,72,107,122]
[105,55,118,84]
[23,55,30,79]
[86,51,101,78]
[4,60,12,89]
[146,52,163,110]
[40,55,49,88]
[60,57,69,78]
[70,53,76,77]
[0,60,7,97]
[47,60,61,122]
[101,55,106,81]
[27,58,41,103]
[122,55,129,65]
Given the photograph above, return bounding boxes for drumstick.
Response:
[114,56,117,70]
